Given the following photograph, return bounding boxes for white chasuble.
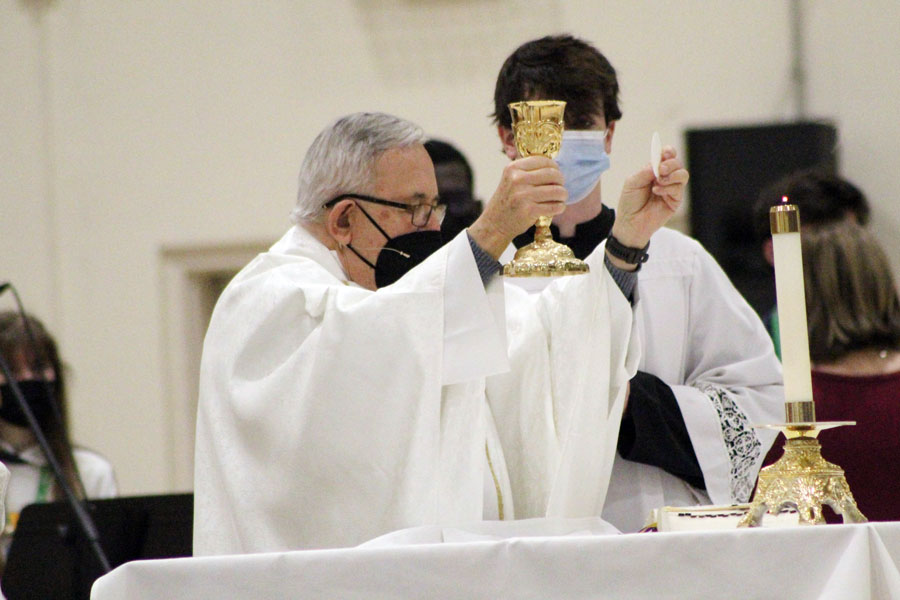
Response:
[194,226,636,555]
[487,239,638,520]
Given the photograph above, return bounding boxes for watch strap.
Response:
[606,234,650,267]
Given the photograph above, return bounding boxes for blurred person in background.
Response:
[754,168,871,358]
[423,138,483,242]
[0,311,117,572]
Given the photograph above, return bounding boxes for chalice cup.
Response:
[502,100,589,277]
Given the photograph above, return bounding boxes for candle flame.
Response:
[781,195,789,204]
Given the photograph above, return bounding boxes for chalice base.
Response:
[502,217,589,277]
[738,423,867,527]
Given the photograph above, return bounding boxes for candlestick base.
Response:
[738,422,866,527]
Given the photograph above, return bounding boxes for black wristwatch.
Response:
[606,234,650,268]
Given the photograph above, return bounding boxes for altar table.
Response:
[91,520,900,599]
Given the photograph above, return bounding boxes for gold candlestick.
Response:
[502,101,589,278]
[739,203,865,527]
[739,422,866,526]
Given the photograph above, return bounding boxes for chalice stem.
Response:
[534,216,553,243]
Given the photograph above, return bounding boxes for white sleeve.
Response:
[194,234,507,553]
[670,247,783,504]
[488,240,639,519]
[437,232,508,384]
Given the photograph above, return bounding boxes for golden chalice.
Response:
[502,100,590,277]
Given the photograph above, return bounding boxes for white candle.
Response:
[771,201,814,404]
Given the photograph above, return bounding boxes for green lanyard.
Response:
[35,466,53,503]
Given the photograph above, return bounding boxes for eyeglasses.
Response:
[326,193,446,227]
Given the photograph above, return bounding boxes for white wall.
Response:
[2,0,899,495]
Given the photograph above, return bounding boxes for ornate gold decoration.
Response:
[512,117,563,159]
[502,100,590,278]
[739,423,867,527]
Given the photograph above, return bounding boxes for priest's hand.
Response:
[467,156,566,259]
[610,146,688,253]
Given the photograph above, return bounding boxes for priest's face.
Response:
[343,144,441,290]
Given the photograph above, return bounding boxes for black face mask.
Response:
[0,380,56,428]
[345,204,445,288]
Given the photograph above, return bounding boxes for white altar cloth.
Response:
[91,521,900,599]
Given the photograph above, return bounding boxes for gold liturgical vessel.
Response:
[502,100,589,277]
[739,203,866,527]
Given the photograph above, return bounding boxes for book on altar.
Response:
[645,504,800,532]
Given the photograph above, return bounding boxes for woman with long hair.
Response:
[0,311,117,565]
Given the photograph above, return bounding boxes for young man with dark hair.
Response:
[493,35,784,532]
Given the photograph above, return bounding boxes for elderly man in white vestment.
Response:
[193,112,686,555]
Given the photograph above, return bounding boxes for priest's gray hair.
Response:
[290,112,426,224]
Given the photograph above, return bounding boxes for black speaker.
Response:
[686,122,838,317]
[1,493,193,600]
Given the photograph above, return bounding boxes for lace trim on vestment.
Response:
[699,384,761,502]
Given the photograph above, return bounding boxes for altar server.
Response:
[492,35,784,532]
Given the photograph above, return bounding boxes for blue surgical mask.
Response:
[555,130,610,204]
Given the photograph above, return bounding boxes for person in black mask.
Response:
[423,139,484,243]
[194,110,687,555]
[0,311,117,565]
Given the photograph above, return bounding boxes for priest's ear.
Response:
[498,126,517,160]
[325,199,354,246]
